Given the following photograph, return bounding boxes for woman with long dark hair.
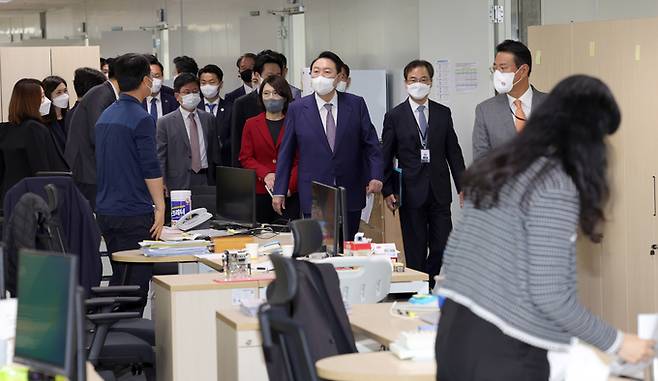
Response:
[0,79,63,203]
[435,75,655,380]
[42,75,69,152]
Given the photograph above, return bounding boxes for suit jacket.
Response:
[274,93,384,214]
[161,85,174,97]
[141,91,178,117]
[156,108,216,190]
[239,113,298,194]
[382,99,465,208]
[225,85,247,105]
[0,119,66,203]
[290,85,302,100]
[64,81,116,184]
[230,91,263,166]
[198,97,231,167]
[472,86,547,161]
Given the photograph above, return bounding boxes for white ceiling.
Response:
[0,0,83,12]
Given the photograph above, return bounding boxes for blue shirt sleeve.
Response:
[133,116,162,179]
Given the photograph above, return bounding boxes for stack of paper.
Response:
[139,240,210,257]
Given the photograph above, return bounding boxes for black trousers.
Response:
[398,190,452,286]
[436,299,549,381]
[97,213,154,312]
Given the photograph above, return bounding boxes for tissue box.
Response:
[372,243,398,260]
[344,241,372,256]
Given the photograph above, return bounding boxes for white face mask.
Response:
[335,80,348,93]
[151,78,162,94]
[406,83,431,100]
[181,92,201,110]
[200,84,219,99]
[311,75,336,96]
[39,98,52,116]
[52,93,70,109]
[493,69,521,94]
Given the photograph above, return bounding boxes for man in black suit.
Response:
[230,51,283,166]
[382,60,466,286]
[142,55,178,120]
[224,53,256,104]
[66,67,106,134]
[65,59,120,209]
[197,64,229,170]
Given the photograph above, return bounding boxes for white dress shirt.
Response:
[179,107,208,169]
[203,98,221,116]
[146,93,163,119]
[315,92,339,134]
[109,80,119,100]
[244,83,255,95]
[507,86,533,124]
[408,97,430,142]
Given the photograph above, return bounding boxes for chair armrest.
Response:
[90,285,141,296]
[87,312,140,325]
[85,296,143,309]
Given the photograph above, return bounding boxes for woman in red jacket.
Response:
[239,75,300,223]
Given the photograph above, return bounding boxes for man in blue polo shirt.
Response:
[96,53,165,308]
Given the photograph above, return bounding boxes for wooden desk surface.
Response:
[112,249,198,263]
[348,303,426,346]
[316,352,435,381]
[153,272,273,291]
[216,303,427,346]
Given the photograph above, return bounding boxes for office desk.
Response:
[317,352,435,381]
[152,273,273,381]
[215,303,428,381]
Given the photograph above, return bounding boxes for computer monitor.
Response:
[311,182,340,256]
[215,166,257,227]
[338,186,349,249]
[13,249,78,379]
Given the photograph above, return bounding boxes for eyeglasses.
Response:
[406,77,431,85]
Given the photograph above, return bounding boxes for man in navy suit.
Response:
[142,56,177,120]
[197,64,229,168]
[225,53,256,105]
[382,60,466,285]
[273,51,383,240]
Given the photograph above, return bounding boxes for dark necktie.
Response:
[324,103,336,151]
[207,103,216,115]
[150,98,158,120]
[188,113,202,173]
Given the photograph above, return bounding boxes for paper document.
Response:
[361,193,375,224]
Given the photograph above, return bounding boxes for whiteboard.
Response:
[301,68,388,138]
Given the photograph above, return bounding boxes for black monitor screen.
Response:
[311,182,340,256]
[216,166,257,226]
[14,250,77,377]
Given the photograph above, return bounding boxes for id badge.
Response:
[420,149,430,163]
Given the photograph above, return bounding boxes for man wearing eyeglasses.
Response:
[381,59,466,287]
[472,40,547,161]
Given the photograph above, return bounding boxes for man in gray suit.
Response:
[65,59,119,209]
[473,40,547,161]
[157,73,216,191]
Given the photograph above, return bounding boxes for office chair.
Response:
[89,286,155,346]
[259,254,319,381]
[85,294,156,380]
[315,255,392,304]
[290,219,324,258]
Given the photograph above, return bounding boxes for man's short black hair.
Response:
[113,53,150,92]
[100,57,106,67]
[106,57,116,79]
[310,51,344,74]
[403,60,434,80]
[253,52,283,75]
[73,67,107,98]
[198,64,224,82]
[496,39,532,75]
[144,54,164,73]
[174,73,200,93]
[236,53,257,68]
[260,49,287,68]
[173,55,199,75]
[341,63,351,77]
